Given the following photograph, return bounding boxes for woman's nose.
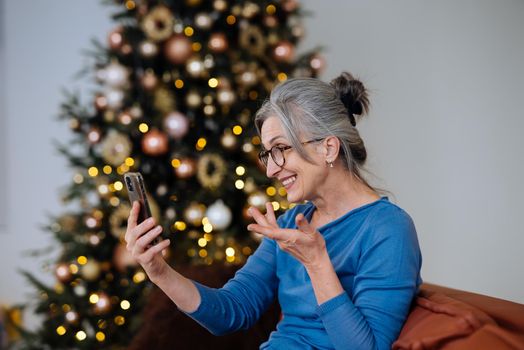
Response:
[265,157,281,178]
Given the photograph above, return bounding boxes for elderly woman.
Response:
[125,72,422,349]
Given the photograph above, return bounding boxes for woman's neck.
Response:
[309,170,380,226]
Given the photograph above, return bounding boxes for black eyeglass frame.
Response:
[258,138,324,168]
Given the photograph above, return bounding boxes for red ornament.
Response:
[142,129,169,156]
[164,34,193,64]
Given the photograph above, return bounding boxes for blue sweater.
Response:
[186,197,422,349]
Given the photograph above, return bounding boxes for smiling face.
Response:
[260,116,327,203]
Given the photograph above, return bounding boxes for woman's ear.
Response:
[323,136,340,161]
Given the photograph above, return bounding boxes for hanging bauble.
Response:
[242,2,260,18]
[183,202,206,226]
[141,70,158,90]
[87,127,102,144]
[195,13,213,29]
[153,86,176,114]
[175,158,196,179]
[163,111,189,140]
[208,33,228,53]
[103,60,129,88]
[94,94,108,110]
[101,130,132,166]
[105,88,125,110]
[81,259,101,281]
[214,0,227,11]
[142,129,169,156]
[310,54,326,73]
[165,34,193,64]
[282,0,299,12]
[186,56,206,77]
[93,292,111,314]
[65,311,79,324]
[220,131,237,150]
[117,110,133,125]
[108,26,124,50]
[273,41,295,63]
[185,90,202,108]
[55,263,72,283]
[139,40,159,58]
[110,204,131,239]
[206,200,232,230]
[239,26,266,56]
[239,71,258,87]
[248,191,269,210]
[197,154,227,190]
[141,5,174,42]
[113,243,138,272]
[217,88,236,106]
[264,15,278,28]
[129,104,143,119]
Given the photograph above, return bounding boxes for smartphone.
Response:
[123,172,161,245]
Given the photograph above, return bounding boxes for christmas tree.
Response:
[16,0,323,349]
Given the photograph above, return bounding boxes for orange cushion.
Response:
[393,291,524,350]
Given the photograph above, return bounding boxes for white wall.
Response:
[1,0,523,330]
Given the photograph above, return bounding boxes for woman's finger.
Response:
[127,201,140,229]
[142,239,171,262]
[295,213,315,234]
[247,223,294,241]
[126,216,156,249]
[265,202,278,226]
[248,206,271,227]
[135,225,163,251]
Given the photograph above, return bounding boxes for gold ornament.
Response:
[239,26,266,56]
[220,131,237,150]
[81,259,101,281]
[183,202,206,226]
[164,34,193,64]
[142,129,169,156]
[109,204,131,240]
[101,130,132,167]
[141,6,174,42]
[153,86,176,114]
[185,90,202,108]
[197,154,227,190]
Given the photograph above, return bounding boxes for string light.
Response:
[235,180,245,190]
[133,271,146,283]
[278,72,288,81]
[192,42,202,52]
[198,238,207,247]
[77,256,88,265]
[89,293,99,304]
[120,300,131,310]
[225,247,235,257]
[232,125,242,135]
[266,4,276,14]
[125,1,135,10]
[196,137,207,150]
[96,332,106,342]
[114,316,125,326]
[76,330,87,341]
[208,78,218,88]
[199,249,208,258]
[88,167,99,177]
[109,197,120,206]
[103,165,112,174]
[125,157,134,166]
[69,264,79,274]
[272,201,280,211]
[203,223,213,233]
[266,186,277,196]
[114,181,123,191]
[73,173,84,184]
[175,79,184,89]
[184,26,194,36]
[226,15,236,25]
[174,221,187,231]
[56,326,66,336]
[138,123,149,133]
[235,166,246,176]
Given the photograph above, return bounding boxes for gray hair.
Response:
[255,72,371,186]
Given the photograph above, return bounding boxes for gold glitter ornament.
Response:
[153,86,176,114]
[101,130,132,167]
[197,154,227,190]
[141,6,174,42]
[239,26,266,56]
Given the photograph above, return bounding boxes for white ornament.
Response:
[105,88,125,110]
[103,61,129,88]
[206,200,232,230]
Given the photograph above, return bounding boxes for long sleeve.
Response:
[184,237,279,335]
[316,208,422,350]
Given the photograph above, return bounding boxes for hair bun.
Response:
[330,72,370,126]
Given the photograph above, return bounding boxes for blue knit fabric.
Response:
[186,197,422,349]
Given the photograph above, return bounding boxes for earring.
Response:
[326,160,334,168]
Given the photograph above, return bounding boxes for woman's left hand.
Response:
[247,202,328,270]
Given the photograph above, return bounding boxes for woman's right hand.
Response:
[125,201,171,283]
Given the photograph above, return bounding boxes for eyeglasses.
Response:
[258,138,324,168]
